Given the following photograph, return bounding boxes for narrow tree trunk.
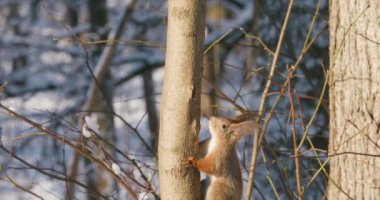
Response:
[200,3,228,118]
[9,3,27,73]
[143,70,159,152]
[85,1,116,199]
[158,0,206,199]
[328,1,380,199]
[66,2,137,199]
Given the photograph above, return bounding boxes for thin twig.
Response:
[266,174,280,200]
[288,81,303,199]
[0,146,108,199]
[0,166,44,200]
[245,0,295,199]
[202,75,245,112]
[0,104,138,200]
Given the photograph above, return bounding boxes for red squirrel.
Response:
[184,112,261,200]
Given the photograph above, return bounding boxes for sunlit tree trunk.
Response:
[158,0,206,199]
[328,1,380,199]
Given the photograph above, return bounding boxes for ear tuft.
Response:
[233,112,259,123]
[229,120,262,137]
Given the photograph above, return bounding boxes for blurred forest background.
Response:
[0,0,329,199]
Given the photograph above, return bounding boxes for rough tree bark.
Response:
[158,0,206,199]
[328,1,380,199]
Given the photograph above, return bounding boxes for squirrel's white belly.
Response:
[207,136,217,154]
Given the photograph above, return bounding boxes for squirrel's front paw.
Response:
[181,156,196,167]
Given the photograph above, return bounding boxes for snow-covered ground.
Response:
[0,0,329,199]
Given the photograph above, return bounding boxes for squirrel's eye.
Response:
[221,124,227,130]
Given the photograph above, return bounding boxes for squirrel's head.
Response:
[209,113,262,145]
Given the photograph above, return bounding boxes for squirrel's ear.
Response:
[233,112,259,123]
[229,120,262,136]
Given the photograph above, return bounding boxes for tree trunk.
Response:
[85,1,116,199]
[200,3,229,118]
[328,1,380,199]
[158,0,206,199]
[66,2,137,199]
[143,70,159,152]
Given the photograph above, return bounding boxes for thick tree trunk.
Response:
[158,0,206,199]
[328,1,380,199]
